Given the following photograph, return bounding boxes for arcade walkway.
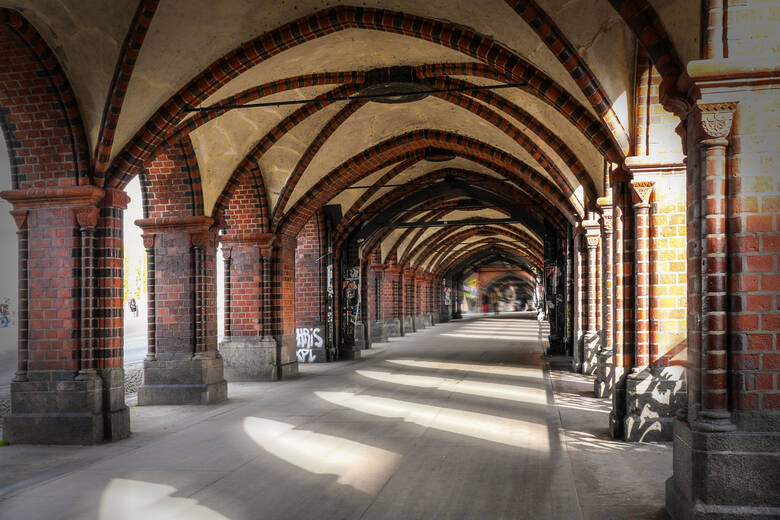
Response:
[0,315,670,520]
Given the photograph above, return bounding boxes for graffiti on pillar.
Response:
[0,301,9,327]
[342,266,359,344]
[296,326,323,362]
[443,287,451,306]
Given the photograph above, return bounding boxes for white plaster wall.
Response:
[0,132,18,384]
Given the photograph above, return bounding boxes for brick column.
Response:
[382,264,402,337]
[582,219,601,374]
[1,186,126,444]
[631,181,654,371]
[694,104,737,432]
[135,216,227,404]
[268,233,300,377]
[402,267,415,333]
[572,228,586,372]
[595,197,615,397]
[370,262,389,343]
[216,234,283,380]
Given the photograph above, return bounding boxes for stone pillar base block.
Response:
[439,309,450,323]
[623,367,686,442]
[666,419,780,519]
[414,314,426,330]
[594,350,615,398]
[422,313,432,327]
[385,318,401,337]
[582,332,600,375]
[220,337,281,381]
[430,312,438,325]
[401,316,413,334]
[371,320,388,343]
[3,377,105,444]
[139,354,228,405]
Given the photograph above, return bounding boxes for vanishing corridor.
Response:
[0,314,670,520]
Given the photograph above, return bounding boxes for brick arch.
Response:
[427,230,541,275]
[0,8,90,189]
[504,0,629,155]
[106,5,627,187]
[409,225,543,269]
[140,136,204,219]
[434,240,541,276]
[423,76,598,205]
[607,0,685,84]
[279,130,578,237]
[482,271,537,294]
[335,167,567,253]
[210,83,360,220]
[92,0,160,182]
[271,83,586,227]
[221,166,269,237]
[155,72,365,176]
[415,63,621,162]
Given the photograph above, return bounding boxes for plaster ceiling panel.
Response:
[649,0,700,65]
[381,229,407,263]
[1,0,138,149]
[328,162,400,215]
[284,96,553,213]
[538,0,634,140]
[454,77,606,194]
[255,100,349,213]
[190,85,339,215]
[113,0,605,165]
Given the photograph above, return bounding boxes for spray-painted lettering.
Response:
[296,326,323,362]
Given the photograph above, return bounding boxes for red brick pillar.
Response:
[402,267,415,333]
[582,219,601,374]
[369,262,389,343]
[1,186,128,444]
[216,234,286,379]
[268,233,300,377]
[572,229,586,372]
[135,216,227,404]
[630,181,655,371]
[595,195,615,397]
[694,103,737,432]
[383,264,402,336]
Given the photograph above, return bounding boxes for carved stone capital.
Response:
[695,102,738,141]
[630,180,655,205]
[10,209,27,230]
[191,232,210,248]
[582,219,601,249]
[142,234,155,249]
[74,207,100,228]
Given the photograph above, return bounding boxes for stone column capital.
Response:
[582,219,601,249]
[630,180,655,205]
[694,101,738,143]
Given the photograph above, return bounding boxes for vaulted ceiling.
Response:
[1,0,697,275]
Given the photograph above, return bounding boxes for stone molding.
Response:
[695,101,738,140]
[1,185,105,210]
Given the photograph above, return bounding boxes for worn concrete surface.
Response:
[0,313,671,519]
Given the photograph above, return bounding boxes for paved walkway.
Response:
[0,314,670,519]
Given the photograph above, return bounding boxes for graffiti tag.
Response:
[296,326,323,362]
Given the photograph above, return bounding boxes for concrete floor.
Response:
[0,314,671,520]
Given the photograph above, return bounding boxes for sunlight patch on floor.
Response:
[316,391,550,452]
[99,479,229,520]
[242,417,402,494]
[387,359,543,380]
[356,369,548,405]
[440,332,541,341]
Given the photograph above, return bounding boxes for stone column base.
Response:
[220,337,289,381]
[666,419,780,519]
[3,374,110,444]
[430,311,438,325]
[385,318,401,337]
[594,349,615,398]
[371,320,388,343]
[439,309,450,323]
[139,352,228,405]
[609,367,627,439]
[582,332,600,375]
[413,314,426,330]
[401,315,413,334]
[98,367,131,442]
[623,367,686,441]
